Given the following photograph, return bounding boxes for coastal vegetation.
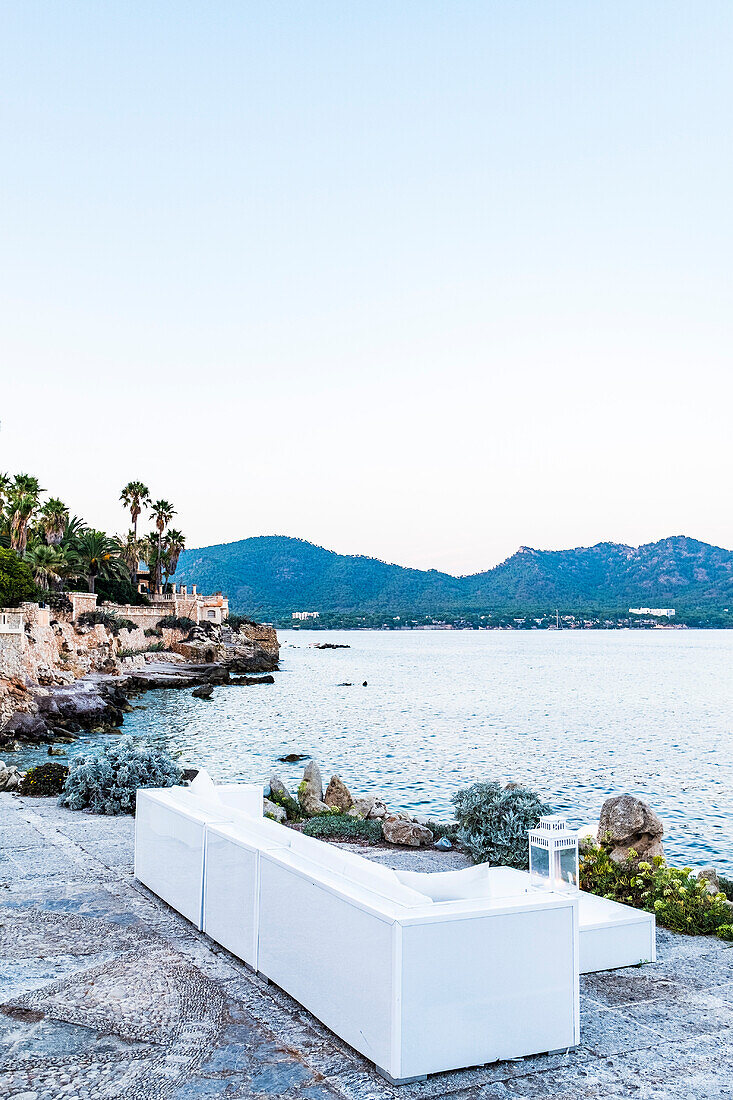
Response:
[580,840,733,941]
[58,737,182,815]
[0,547,36,607]
[20,762,69,797]
[453,781,552,867]
[0,471,185,606]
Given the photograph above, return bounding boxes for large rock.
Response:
[297,760,329,817]
[324,775,353,812]
[382,817,434,848]
[302,760,323,801]
[263,797,287,823]
[269,774,300,819]
[697,866,721,895]
[0,761,23,791]
[597,795,664,863]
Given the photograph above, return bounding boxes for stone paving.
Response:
[1,795,732,1099]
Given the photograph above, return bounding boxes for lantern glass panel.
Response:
[558,845,578,889]
[530,841,550,887]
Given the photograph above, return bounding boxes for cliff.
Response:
[0,603,279,747]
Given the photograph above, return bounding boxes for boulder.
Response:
[302,760,323,801]
[0,761,23,791]
[697,866,721,895]
[269,774,300,819]
[367,798,388,820]
[324,775,353,812]
[192,684,214,699]
[263,797,287,823]
[382,817,434,848]
[597,795,664,863]
[348,796,375,819]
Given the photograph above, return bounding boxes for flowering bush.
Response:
[58,737,182,815]
[452,781,552,867]
[20,762,69,797]
[580,841,733,939]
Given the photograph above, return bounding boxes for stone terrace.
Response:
[1,794,732,1099]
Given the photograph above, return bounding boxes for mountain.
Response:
[174,535,733,616]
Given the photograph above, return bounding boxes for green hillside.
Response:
[175,534,733,617]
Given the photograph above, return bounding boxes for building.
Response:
[291,611,320,621]
[629,608,675,618]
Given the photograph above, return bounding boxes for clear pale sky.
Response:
[1,2,731,575]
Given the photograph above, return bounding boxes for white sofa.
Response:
[136,777,580,1082]
[134,775,263,928]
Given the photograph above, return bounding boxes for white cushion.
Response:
[189,769,220,801]
[395,864,497,902]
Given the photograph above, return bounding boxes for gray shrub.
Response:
[452,781,552,867]
[59,736,182,815]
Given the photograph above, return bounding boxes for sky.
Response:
[1,2,731,576]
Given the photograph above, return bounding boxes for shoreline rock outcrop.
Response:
[0,607,280,750]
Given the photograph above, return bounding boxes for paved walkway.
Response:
[1,795,732,1099]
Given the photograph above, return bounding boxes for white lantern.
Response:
[528,815,579,892]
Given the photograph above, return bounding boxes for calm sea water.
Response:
[16,629,733,873]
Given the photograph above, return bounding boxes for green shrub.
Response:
[144,627,162,637]
[423,820,459,841]
[157,615,196,632]
[580,842,733,937]
[77,609,137,636]
[303,814,383,844]
[20,762,69,797]
[228,614,257,631]
[0,548,36,607]
[452,781,552,867]
[717,925,733,942]
[58,737,182,815]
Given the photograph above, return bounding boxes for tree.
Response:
[120,481,150,542]
[73,529,127,594]
[120,481,150,586]
[0,548,36,607]
[39,498,69,546]
[161,529,186,589]
[8,492,37,556]
[149,500,176,594]
[24,544,78,591]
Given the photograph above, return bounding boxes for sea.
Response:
[15,628,733,874]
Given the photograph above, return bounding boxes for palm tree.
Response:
[0,473,11,512]
[9,492,37,556]
[121,530,140,583]
[39,498,69,546]
[12,473,42,497]
[120,482,150,585]
[149,500,176,594]
[24,544,78,591]
[73,529,127,594]
[163,529,186,576]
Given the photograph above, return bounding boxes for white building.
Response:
[629,607,675,618]
[291,611,320,621]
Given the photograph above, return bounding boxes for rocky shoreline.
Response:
[0,618,280,752]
